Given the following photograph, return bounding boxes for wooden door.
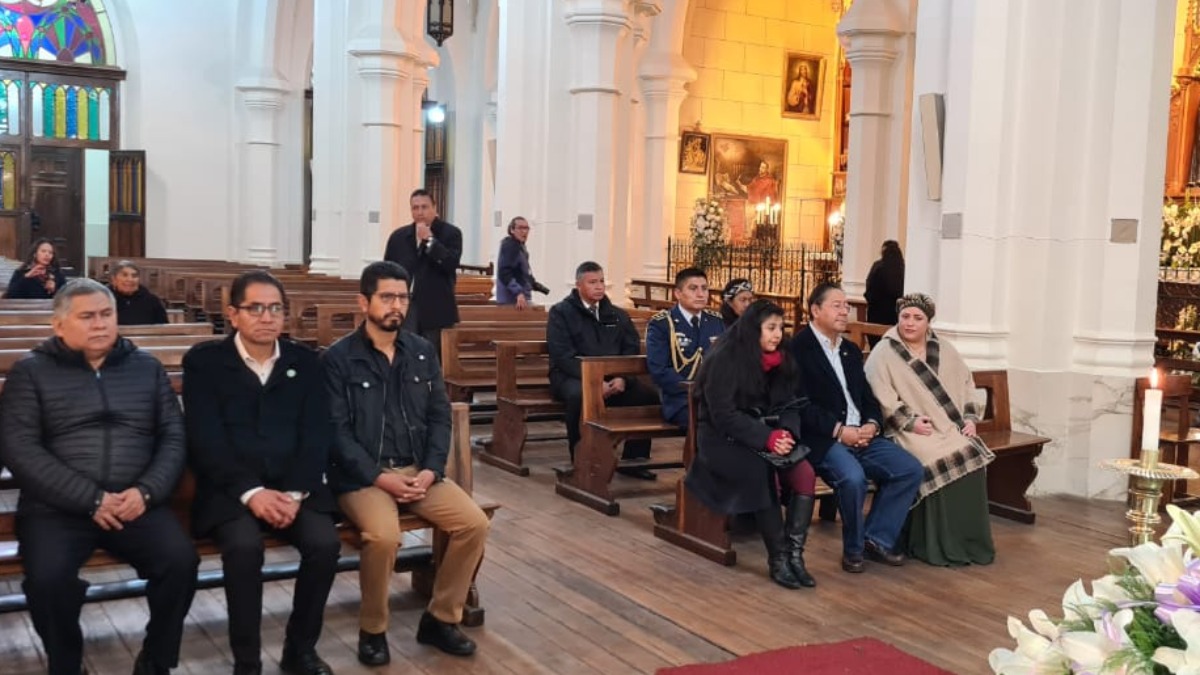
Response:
[28,147,82,271]
[109,150,145,257]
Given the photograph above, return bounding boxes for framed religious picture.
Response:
[678,131,710,174]
[708,134,788,243]
[782,52,826,119]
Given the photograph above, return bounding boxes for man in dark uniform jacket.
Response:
[184,271,339,675]
[645,267,725,428]
[547,261,659,479]
[0,278,197,675]
[383,188,463,357]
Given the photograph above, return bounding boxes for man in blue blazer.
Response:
[645,267,725,428]
[790,283,923,573]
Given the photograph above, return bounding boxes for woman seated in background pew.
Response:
[864,293,996,566]
[685,300,817,590]
[6,238,65,299]
[109,260,169,325]
[719,278,755,327]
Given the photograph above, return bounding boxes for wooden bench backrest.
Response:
[0,344,192,374]
[441,326,547,380]
[580,355,661,425]
[0,334,213,351]
[972,370,1013,434]
[494,340,552,400]
[844,322,890,352]
[0,322,215,339]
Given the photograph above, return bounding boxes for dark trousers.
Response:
[553,375,658,460]
[17,507,199,675]
[210,507,340,664]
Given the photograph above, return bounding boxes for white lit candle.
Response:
[1141,369,1163,469]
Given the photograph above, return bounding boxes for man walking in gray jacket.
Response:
[0,278,198,675]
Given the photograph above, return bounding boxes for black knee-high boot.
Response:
[785,494,817,588]
[757,506,803,590]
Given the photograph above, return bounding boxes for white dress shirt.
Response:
[814,329,861,427]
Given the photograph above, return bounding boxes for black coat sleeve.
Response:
[136,364,186,505]
[322,349,383,488]
[282,355,332,493]
[701,364,773,452]
[426,223,463,276]
[497,238,520,287]
[183,350,264,500]
[546,304,582,380]
[152,293,169,324]
[0,361,103,514]
[791,338,842,440]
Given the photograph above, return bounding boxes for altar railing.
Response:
[665,239,840,300]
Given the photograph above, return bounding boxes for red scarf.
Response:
[761,349,783,371]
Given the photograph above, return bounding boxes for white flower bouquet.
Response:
[990,505,1200,674]
[691,197,725,272]
[1163,201,1200,270]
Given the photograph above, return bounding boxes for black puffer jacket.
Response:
[546,290,641,389]
[0,337,186,516]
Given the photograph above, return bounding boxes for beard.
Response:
[368,311,404,332]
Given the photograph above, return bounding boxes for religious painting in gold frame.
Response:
[678,131,710,175]
[708,134,787,243]
[781,52,826,120]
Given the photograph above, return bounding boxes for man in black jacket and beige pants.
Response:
[0,278,198,675]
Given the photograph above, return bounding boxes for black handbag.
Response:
[751,399,810,469]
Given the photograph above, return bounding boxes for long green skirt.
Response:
[903,469,995,567]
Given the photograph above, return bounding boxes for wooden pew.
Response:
[441,325,548,402]
[0,333,213,351]
[974,370,1047,523]
[0,322,215,339]
[479,341,564,476]
[0,402,500,625]
[554,355,685,515]
[627,277,804,327]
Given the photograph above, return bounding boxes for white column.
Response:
[236,81,286,264]
[309,0,353,276]
[563,0,632,278]
[836,0,907,298]
[639,53,694,280]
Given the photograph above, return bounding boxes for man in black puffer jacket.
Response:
[0,278,198,675]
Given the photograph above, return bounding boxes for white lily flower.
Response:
[988,616,1071,674]
[1110,541,1187,586]
[1059,609,1133,674]
[1154,609,1200,674]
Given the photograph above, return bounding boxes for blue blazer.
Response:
[645,305,725,424]
[789,325,883,462]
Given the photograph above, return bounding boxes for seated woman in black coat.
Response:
[719,278,755,327]
[6,238,66,299]
[110,260,168,325]
[684,300,818,589]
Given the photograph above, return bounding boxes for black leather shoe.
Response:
[841,556,865,573]
[864,539,906,566]
[280,648,333,675]
[357,630,390,666]
[416,611,477,656]
[616,467,657,481]
[233,663,262,675]
[132,650,169,675]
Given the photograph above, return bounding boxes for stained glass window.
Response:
[0,149,17,209]
[0,78,19,135]
[0,1,113,65]
[29,79,108,140]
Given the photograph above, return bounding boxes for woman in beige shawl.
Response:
[864,293,995,566]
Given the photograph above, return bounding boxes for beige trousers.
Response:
[337,467,490,632]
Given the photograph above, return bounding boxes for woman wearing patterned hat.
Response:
[719,278,755,327]
[863,293,996,566]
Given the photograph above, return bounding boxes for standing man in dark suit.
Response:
[645,267,725,428]
[789,282,923,574]
[547,261,659,479]
[184,271,340,675]
[384,188,463,358]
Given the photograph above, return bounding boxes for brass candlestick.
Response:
[1101,458,1199,545]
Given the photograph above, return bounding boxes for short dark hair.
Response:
[410,188,433,203]
[360,261,410,297]
[230,271,287,308]
[507,216,528,235]
[575,261,603,280]
[673,267,707,290]
[806,282,843,314]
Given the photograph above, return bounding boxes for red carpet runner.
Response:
[656,637,954,675]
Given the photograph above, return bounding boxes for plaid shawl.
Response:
[864,327,994,501]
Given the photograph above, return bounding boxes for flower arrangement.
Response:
[990,505,1200,674]
[691,197,726,272]
[1162,201,1200,270]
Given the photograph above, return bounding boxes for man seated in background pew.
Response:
[547,261,659,479]
[183,271,339,675]
[645,267,724,428]
[0,278,198,675]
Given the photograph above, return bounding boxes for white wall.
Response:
[117,0,241,260]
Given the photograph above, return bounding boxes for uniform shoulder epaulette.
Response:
[703,309,723,319]
[650,309,670,321]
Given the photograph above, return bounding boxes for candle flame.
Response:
[1151,368,1159,389]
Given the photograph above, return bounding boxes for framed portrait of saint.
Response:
[782,52,826,120]
[678,131,710,175]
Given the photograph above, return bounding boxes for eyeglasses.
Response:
[375,292,411,305]
[236,303,286,317]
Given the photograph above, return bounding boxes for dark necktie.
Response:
[592,305,600,321]
[419,239,429,256]
[690,315,700,332]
